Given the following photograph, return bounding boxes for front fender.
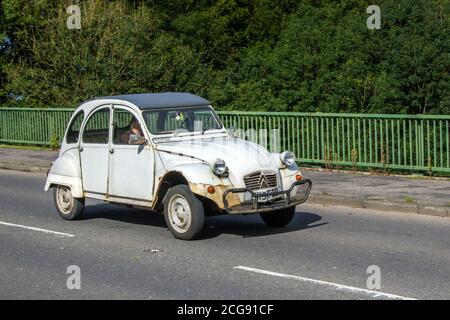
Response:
[163,162,240,210]
[170,162,226,185]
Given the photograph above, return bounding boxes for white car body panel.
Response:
[156,137,277,188]
[80,143,110,195]
[108,144,154,201]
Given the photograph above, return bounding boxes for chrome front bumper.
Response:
[222,179,312,214]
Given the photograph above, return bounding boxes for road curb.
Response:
[363,200,418,214]
[417,204,449,217]
[0,162,50,173]
[308,194,449,218]
[308,194,364,208]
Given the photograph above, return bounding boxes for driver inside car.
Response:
[119,117,143,144]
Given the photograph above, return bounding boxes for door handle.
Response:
[109,148,114,154]
[79,146,83,152]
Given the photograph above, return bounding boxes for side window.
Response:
[82,108,110,144]
[66,111,84,144]
[113,108,143,145]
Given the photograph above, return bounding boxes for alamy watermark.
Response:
[66,5,81,30]
[66,4,382,31]
[66,265,81,290]
[366,265,381,290]
[367,5,381,30]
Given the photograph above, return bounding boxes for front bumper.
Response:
[222,179,312,214]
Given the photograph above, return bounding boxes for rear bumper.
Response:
[222,179,312,214]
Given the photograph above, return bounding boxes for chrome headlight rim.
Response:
[212,158,228,176]
[280,150,296,166]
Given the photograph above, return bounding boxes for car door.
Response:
[107,106,155,202]
[79,106,112,196]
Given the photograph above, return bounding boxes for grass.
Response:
[304,165,450,181]
[404,196,415,204]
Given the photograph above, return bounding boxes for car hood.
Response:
[156,136,279,181]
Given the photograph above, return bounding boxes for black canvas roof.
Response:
[95,92,210,110]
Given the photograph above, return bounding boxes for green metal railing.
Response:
[218,111,450,173]
[1,108,449,174]
[0,108,73,145]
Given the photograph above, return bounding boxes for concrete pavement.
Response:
[0,147,448,217]
[0,147,57,173]
[0,169,449,299]
[306,170,450,216]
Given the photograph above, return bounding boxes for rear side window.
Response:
[82,108,110,144]
[66,111,85,144]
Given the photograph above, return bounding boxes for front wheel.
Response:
[53,185,85,220]
[164,185,205,240]
[260,207,295,227]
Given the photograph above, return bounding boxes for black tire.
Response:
[163,184,205,240]
[53,185,85,220]
[260,206,296,227]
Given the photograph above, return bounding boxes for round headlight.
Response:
[280,151,296,166]
[213,159,227,176]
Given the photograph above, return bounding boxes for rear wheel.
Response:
[53,185,85,220]
[164,185,205,240]
[260,207,295,227]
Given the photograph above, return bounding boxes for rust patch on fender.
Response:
[189,183,241,209]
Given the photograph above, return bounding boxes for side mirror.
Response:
[129,134,147,145]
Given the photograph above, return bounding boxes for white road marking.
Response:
[0,220,75,237]
[234,266,416,300]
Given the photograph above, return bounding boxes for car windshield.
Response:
[142,106,223,135]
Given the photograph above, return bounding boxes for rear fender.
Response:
[44,148,83,198]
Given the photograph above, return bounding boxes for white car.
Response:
[45,93,312,240]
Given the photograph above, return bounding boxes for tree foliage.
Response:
[0,0,449,114]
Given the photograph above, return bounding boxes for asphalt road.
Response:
[0,169,449,300]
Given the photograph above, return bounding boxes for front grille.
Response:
[244,171,278,190]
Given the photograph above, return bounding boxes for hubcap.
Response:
[168,195,191,234]
[56,186,73,214]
